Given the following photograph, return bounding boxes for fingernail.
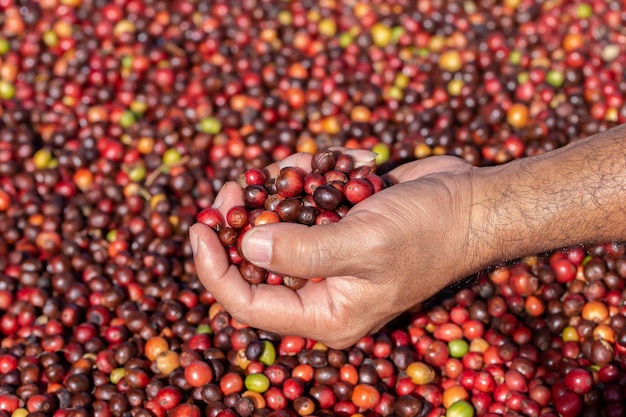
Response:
[189,226,199,256]
[244,230,272,264]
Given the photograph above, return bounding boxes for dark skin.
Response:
[191,123,626,349]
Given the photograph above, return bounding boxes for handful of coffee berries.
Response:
[197,149,394,289]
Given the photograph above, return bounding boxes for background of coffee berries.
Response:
[1,1,626,416]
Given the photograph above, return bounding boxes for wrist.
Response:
[463,165,511,272]
[469,127,626,267]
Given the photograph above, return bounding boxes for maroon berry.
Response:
[350,165,374,179]
[229,246,244,265]
[296,206,318,226]
[239,260,267,285]
[276,198,304,223]
[553,390,582,417]
[275,167,305,198]
[282,378,305,401]
[311,150,337,174]
[264,193,285,211]
[366,174,385,193]
[283,276,308,290]
[266,272,284,285]
[312,185,344,211]
[394,395,423,417]
[218,227,238,247]
[334,153,355,173]
[243,185,269,209]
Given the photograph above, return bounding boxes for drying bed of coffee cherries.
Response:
[1,0,626,416]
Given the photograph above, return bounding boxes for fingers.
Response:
[240,221,366,279]
[264,152,313,179]
[189,224,290,323]
[328,147,378,168]
[387,155,471,183]
[212,181,245,217]
[190,223,237,287]
[190,223,329,338]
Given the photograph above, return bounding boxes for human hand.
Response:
[190,152,484,349]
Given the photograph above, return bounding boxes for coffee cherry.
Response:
[303,172,325,194]
[243,185,269,209]
[275,198,303,223]
[227,206,250,229]
[283,276,308,291]
[311,151,337,174]
[239,168,267,187]
[352,384,381,409]
[344,178,375,204]
[334,154,355,174]
[296,206,318,226]
[312,185,344,211]
[563,368,593,394]
[218,227,238,247]
[239,261,267,285]
[197,208,225,232]
[185,361,214,388]
[394,395,423,417]
[275,167,305,198]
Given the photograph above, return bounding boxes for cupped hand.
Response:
[190,152,482,349]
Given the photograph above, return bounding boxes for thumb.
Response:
[240,222,364,279]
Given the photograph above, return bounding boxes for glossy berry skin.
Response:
[334,154,355,173]
[242,168,267,186]
[553,390,583,417]
[296,206,318,226]
[243,185,269,209]
[275,167,305,198]
[352,383,381,409]
[169,404,201,417]
[564,368,594,394]
[309,385,336,410]
[239,261,267,285]
[393,395,423,417]
[312,185,344,211]
[264,387,288,411]
[154,386,183,411]
[344,178,375,204]
[197,208,225,231]
[282,377,305,401]
[184,361,214,387]
[226,206,249,229]
[303,172,325,194]
[311,150,337,173]
[315,210,341,225]
[275,198,303,222]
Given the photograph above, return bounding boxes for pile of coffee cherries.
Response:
[197,149,393,289]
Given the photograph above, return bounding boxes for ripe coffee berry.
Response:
[206,150,393,288]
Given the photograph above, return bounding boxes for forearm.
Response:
[474,124,626,266]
